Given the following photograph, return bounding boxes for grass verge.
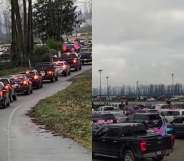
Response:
[0,67,26,77]
[29,70,92,149]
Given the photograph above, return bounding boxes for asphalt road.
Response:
[0,65,92,161]
[92,139,184,161]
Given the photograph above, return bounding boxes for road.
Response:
[0,65,92,161]
[93,138,184,161]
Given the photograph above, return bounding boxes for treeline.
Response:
[8,0,81,67]
[93,84,184,97]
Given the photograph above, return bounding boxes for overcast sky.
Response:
[92,0,184,88]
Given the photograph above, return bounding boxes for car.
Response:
[0,82,10,108]
[10,74,33,95]
[0,78,17,102]
[92,113,117,125]
[21,70,43,89]
[35,63,59,82]
[79,52,92,65]
[171,117,184,138]
[92,123,174,161]
[160,109,181,122]
[130,113,174,136]
[60,53,82,71]
[53,61,71,76]
[95,106,119,112]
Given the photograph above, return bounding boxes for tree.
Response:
[33,0,79,42]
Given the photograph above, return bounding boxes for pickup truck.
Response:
[92,123,174,161]
[35,63,58,82]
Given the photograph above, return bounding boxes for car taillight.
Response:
[5,85,9,90]
[0,91,3,97]
[139,140,147,153]
[34,75,39,79]
[47,71,53,75]
[62,65,67,69]
[23,80,28,85]
[73,59,77,63]
[171,134,175,146]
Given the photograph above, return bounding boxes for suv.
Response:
[0,78,17,102]
[79,52,92,65]
[93,123,174,161]
[35,63,58,82]
[0,82,10,108]
[130,113,174,136]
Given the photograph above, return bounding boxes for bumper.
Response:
[32,80,41,87]
[142,149,172,159]
[81,58,92,63]
[15,86,29,93]
[42,75,54,80]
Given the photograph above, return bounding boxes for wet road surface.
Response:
[93,139,184,161]
[0,66,92,161]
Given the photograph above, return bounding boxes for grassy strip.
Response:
[29,70,92,149]
[0,67,27,77]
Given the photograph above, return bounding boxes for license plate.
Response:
[156,151,162,155]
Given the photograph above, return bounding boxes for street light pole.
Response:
[171,73,174,97]
[98,69,103,101]
[106,76,109,102]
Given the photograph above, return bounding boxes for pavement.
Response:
[0,65,92,161]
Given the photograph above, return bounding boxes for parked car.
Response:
[0,78,17,102]
[92,123,174,161]
[35,63,58,82]
[10,74,33,95]
[92,113,117,125]
[0,82,10,108]
[53,61,71,76]
[130,113,174,136]
[160,109,181,122]
[79,52,92,65]
[96,106,119,112]
[171,117,184,138]
[21,70,43,89]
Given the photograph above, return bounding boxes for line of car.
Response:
[92,105,176,161]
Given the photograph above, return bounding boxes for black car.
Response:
[35,63,58,82]
[79,52,92,65]
[171,117,184,138]
[93,123,174,161]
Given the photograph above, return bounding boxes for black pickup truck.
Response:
[92,123,174,161]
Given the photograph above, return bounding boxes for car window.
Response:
[0,82,4,89]
[172,118,184,124]
[104,127,122,137]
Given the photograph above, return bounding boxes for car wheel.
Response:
[123,150,135,161]
[79,65,82,70]
[7,97,10,107]
[55,76,58,81]
[2,99,7,109]
[152,155,164,161]
[30,87,33,94]
[9,95,13,102]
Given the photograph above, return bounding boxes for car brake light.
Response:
[62,65,67,69]
[0,91,3,97]
[73,59,77,63]
[5,85,9,90]
[47,71,53,75]
[23,80,28,85]
[139,140,147,153]
[171,134,175,146]
[34,75,39,79]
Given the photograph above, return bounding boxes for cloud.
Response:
[93,0,184,87]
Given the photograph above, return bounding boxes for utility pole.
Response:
[136,80,139,100]
[106,76,109,103]
[98,69,103,102]
[171,73,174,97]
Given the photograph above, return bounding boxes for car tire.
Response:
[7,97,10,107]
[55,76,58,81]
[51,77,54,82]
[123,150,136,161]
[2,99,7,109]
[152,155,164,161]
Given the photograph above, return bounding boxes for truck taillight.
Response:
[171,134,175,146]
[34,75,39,80]
[23,80,28,85]
[139,140,147,153]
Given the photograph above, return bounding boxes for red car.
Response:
[10,74,33,95]
[23,70,43,89]
[0,78,17,102]
[0,82,10,108]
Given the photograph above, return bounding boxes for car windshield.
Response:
[0,79,9,85]
[0,83,4,90]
